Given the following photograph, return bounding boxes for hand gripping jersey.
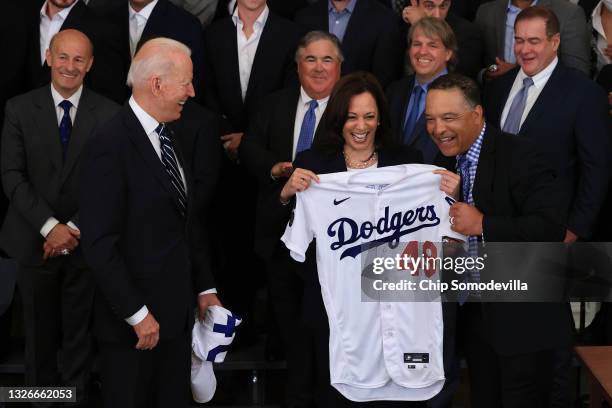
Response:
[281,164,464,402]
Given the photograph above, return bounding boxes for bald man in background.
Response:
[1,29,119,404]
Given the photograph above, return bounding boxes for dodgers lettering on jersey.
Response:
[281,164,465,402]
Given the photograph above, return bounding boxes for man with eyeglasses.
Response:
[400,0,483,79]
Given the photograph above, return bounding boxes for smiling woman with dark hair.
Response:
[279,72,422,205]
[275,71,433,407]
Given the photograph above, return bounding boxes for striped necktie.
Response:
[156,124,187,216]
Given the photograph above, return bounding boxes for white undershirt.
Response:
[232,5,269,100]
[500,57,558,131]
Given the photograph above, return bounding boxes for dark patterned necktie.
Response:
[58,100,72,160]
[155,124,187,216]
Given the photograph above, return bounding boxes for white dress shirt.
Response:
[232,5,269,101]
[129,0,159,58]
[292,87,330,160]
[39,84,83,238]
[39,0,80,64]
[592,2,612,73]
[126,96,214,326]
[500,57,558,131]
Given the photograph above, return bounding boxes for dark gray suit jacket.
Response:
[475,0,591,75]
[0,86,119,264]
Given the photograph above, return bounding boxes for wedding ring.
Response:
[60,249,70,256]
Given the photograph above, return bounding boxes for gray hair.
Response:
[295,30,344,63]
[126,37,192,88]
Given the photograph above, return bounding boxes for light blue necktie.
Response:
[502,77,534,134]
[402,85,424,145]
[296,100,318,154]
[58,100,72,160]
[156,124,187,217]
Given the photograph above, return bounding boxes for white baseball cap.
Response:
[191,305,242,403]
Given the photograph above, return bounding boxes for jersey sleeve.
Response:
[281,192,314,263]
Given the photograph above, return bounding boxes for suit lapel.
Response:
[329,153,347,172]
[119,5,132,63]
[123,107,181,211]
[494,0,506,60]
[245,13,276,104]
[312,0,329,30]
[29,15,45,81]
[399,77,416,130]
[472,127,496,210]
[340,0,367,55]
[279,87,301,159]
[139,0,165,47]
[223,18,244,111]
[518,64,564,135]
[62,1,86,28]
[60,89,94,183]
[409,114,428,148]
[490,68,518,127]
[33,88,63,172]
[166,123,190,214]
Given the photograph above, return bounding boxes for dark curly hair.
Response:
[313,71,397,154]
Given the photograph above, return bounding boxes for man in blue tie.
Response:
[0,29,119,404]
[387,17,457,164]
[239,30,342,407]
[484,7,611,407]
[79,37,221,407]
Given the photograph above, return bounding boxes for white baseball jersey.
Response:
[281,164,464,402]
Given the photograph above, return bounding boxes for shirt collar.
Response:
[518,56,558,90]
[41,0,79,20]
[299,86,330,108]
[592,2,604,32]
[506,0,538,12]
[328,0,357,14]
[415,68,448,90]
[129,0,158,21]
[232,4,269,29]
[457,122,486,167]
[129,95,160,136]
[50,84,83,109]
